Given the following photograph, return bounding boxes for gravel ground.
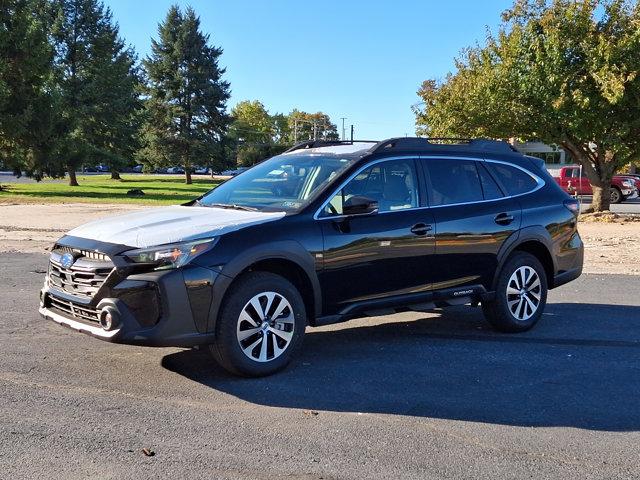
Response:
[0,202,638,275]
[1,253,639,479]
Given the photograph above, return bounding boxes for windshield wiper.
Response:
[208,203,259,212]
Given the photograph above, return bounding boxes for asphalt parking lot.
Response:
[581,196,640,214]
[1,253,639,479]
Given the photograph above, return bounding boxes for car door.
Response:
[317,158,435,315]
[566,166,592,195]
[423,157,522,290]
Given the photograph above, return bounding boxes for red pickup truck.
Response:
[553,165,638,204]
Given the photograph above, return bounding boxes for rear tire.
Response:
[209,272,306,377]
[482,252,548,333]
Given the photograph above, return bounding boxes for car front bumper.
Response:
[40,265,223,347]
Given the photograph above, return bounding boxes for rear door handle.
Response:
[494,212,515,225]
[410,223,433,236]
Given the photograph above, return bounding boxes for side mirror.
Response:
[343,195,378,216]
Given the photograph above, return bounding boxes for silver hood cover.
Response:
[66,205,286,248]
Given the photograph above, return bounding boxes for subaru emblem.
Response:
[60,252,75,269]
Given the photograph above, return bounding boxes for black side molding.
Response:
[313,285,494,327]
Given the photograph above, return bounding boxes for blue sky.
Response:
[103,0,513,139]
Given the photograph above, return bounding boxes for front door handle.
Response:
[410,223,433,236]
[494,212,515,225]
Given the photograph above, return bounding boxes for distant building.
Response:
[511,141,572,173]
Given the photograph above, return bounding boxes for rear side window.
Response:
[426,159,483,206]
[489,163,539,196]
[477,163,504,200]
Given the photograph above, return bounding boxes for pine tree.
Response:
[52,0,140,185]
[141,5,230,184]
[0,0,60,179]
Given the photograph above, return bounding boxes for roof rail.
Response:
[369,137,517,154]
[284,139,378,153]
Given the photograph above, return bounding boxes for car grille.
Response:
[48,247,114,299]
[48,295,100,324]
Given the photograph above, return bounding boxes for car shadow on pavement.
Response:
[161,302,640,432]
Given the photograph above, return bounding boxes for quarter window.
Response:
[477,162,505,200]
[489,163,538,196]
[426,159,484,206]
[322,159,419,216]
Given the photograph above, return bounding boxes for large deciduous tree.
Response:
[229,100,273,144]
[141,5,230,184]
[415,0,640,211]
[227,100,289,167]
[225,102,341,167]
[52,0,140,185]
[288,110,339,143]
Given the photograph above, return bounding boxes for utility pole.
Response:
[341,117,346,140]
[313,120,317,140]
[294,119,298,143]
[350,124,354,142]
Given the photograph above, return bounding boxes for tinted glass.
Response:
[427,159,483,206]
[490,163,538,195]
[477,162,504,200]
[200,154,356,212]
[323,159,419,216]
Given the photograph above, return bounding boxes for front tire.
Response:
[210,272,306,377]
[610,187,623,204]
[482,252,548,333]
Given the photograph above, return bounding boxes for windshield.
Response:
[199,154,356,212]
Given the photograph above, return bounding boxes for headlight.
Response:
[123,238,216,270]
[622,179,634,188]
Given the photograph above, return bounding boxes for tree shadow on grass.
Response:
[162,303,640,431]
[3,189,199,203]
[87,185,215,193]
[117,177,221,186]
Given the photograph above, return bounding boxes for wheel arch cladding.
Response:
[241,258,317,325]
[510,241,555,288]
[493,227,556,290]
[207,241,322,333]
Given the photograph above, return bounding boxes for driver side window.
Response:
[322,159,419,216]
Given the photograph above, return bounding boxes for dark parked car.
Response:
[39,138,583,376]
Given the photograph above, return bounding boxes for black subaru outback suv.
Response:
[40,138,583,376]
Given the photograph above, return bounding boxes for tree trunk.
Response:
[185,169,192,184]
[111,170,121,180]
[561,138,617,212]
[591,183,611,212]
[68,168,79,186]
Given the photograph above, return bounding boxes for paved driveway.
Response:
[580,196,640,214]
[1,253,639,479]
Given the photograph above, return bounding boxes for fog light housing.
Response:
[99,308,119,331]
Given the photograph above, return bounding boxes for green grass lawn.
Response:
[0,175,221,205]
